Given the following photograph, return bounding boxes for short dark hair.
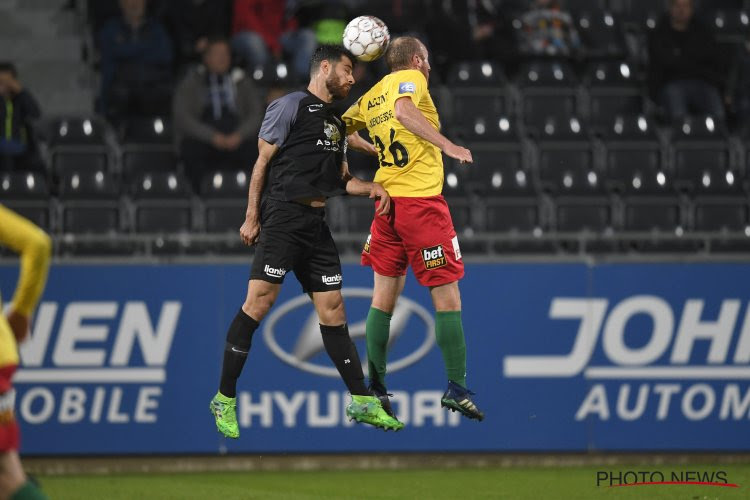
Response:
[385,37,424,71]
[0,62,17,77]
[309,44,356,76]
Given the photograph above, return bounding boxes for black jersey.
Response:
[258,90,348,202]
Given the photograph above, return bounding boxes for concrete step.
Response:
[34,88,94,116]
[3,37,82,62]
[17,61,94,90]
[0,4,80,37]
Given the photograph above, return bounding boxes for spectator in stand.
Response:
[98,0,174,123]
[231,0,317,82]
[0,63,42,173]
[648,0,725,123]
[517,0,581,58]
[173,38,262,187]
[164,0,231,66]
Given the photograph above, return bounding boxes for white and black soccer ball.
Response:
[342,15,390,62]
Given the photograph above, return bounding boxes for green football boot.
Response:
[346,394,404,431]
[210,392,239,438]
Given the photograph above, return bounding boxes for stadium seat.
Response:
[694,198,748,232]
[483,167,541,232]
[459,114,520,143]
[200,170,249,233]
[601,114,662,191]
[132,172,193,233]
[466,148,525,194]
[536,117,595,189]
[447,61,508,123]
[48,117,107,147]
[577,11,627,59]
[584,61,644,126]
[518,61,578,125]
[122,150,178,180]
[52,151,109,177]
[621,170,683,233]
[708,8,749,39]
[441,163,474,232]
[447,60,505,87]
[248,62,293,86]
[59,170,120,234]
[0,171,51,230]
[671,115,730,191]
[121,116,172,145]
[549,165,611,232]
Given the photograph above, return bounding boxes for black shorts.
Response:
[250,199,343,293]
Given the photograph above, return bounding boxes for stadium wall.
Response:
[1,262,749,454]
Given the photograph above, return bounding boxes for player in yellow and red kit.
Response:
[343,37,484,423]
[0,205,50,499]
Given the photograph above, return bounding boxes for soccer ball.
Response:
[342,16,390,62]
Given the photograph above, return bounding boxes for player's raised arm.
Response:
[240,139,278,246]
[0,204,52,342]
[394,96,472,164]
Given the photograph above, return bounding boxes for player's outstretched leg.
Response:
[434,308,484,421]
[441,380,484,421]
[320,323,404,431]
[210,392,239,438]
[366,307,399,419]
[346,394,404,431]
[210,303,262,439]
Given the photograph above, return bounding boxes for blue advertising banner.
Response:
[1,262,749,454]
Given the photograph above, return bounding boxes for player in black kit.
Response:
[210,45,404,437]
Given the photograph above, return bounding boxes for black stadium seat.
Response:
[602,114,662,191]
[201,170,249,233]
[448,61,508,124]
[132,172,193,233]
[585,61,644,126]
[59,170,120,234]
[537,116,595,190]
[577,11,627,59]
[519,60,578,126]
[0,171,51,230]
[671,115,730,191]
[53,151,109,177]
[49,117,107,147]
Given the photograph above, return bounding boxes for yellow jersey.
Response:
[0,204,52,368]
[343,69,443,197]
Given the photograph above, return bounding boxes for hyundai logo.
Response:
[263,288,435,377]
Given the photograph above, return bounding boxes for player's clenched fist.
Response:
[239,218,260,246]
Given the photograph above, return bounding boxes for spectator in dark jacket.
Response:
[0,63,42,173]
[98,0,174,123]
[173,38,262,186]
[164,0,231,66]
[648,0,725,122]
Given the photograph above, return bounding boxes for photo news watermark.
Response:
[596,470,739,488]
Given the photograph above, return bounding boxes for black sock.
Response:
[219,308,259,398]
[320,323,369,395]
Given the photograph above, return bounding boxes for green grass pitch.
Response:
[40,464,750,499]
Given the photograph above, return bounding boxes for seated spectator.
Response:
[164,0,231,66]
[98,0,174,124]
[0,63,42,173]
[173,38,262,186]
[648,0,725,123]
[231,0,317,82]
[517,0,581,58]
